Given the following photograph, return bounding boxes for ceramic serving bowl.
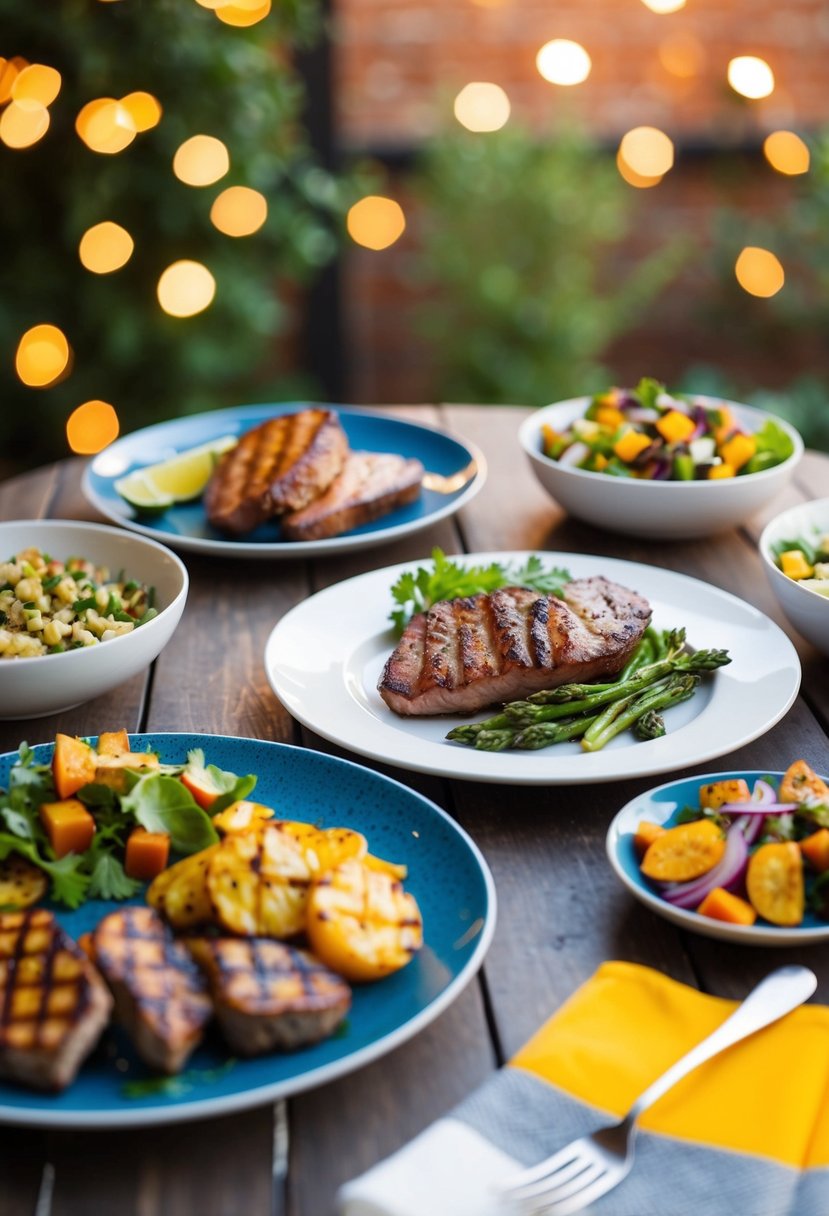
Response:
[759,497,829,657]
[0,519,188,718]
[518,396,803,540]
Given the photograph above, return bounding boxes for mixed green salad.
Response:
[541,378,795,481]
[771,531,829,597]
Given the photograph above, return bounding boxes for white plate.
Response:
[607,769,829,945]
[264,552,802,785]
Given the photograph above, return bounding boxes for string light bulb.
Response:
[536,40,592,86]
[66,401,120,454]
[173,135,230,186]
[210,186,268,236]
[120,92,162,133]
[79,222,135,274]
[453,82,511,132]
[735,247,784,297]
[346,196,406,250]
[15,325,71,388]
[763,131,809,176]
[11,64,61,107]
[214,0,272,26]
[0,101,49,149]
[157,260,216,316]
[727,56,775,100]
[76,98,136,154]
[618,127,674,178]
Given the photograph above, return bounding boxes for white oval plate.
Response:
[607,769,829,945]
[264,552,802,786]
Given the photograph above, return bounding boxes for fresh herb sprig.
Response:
[389,548,571,634]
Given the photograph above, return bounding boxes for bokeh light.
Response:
[735,247,785,297]
[616,149,663,189]
[641,0,686,12]
[11,64,61,107]
[727,56,775,100]
[453,82,511,132]
[658,32,705,78]
[79,222,135,274]
[618,126,674,177]
[120,91,162,132]
[210,186,268,236]
[66,401,120,454]
[536,39,592,86]
[157,260,217,316]
[347,196,406,251]
[763,131,810,176]
[76,98,137,154]
[0,101,49,149]
[0,58,27,105]
[173,135,230,186]
[214,0,272,26]
[15,325,71,387]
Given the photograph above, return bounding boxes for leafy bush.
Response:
[411,123,689,406]
[0,0,346,472]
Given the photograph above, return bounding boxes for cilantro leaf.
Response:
[0,834,91,909]
[87,851,141,901]
[508,556,571,597]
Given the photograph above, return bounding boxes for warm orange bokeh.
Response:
[79,222,135,274]
[157,260,217,316]
[347,196,406,250]
[173,134,230,186]
[66,401,120,454]
[210,186,268,236]
[735,247,785,298]
[15,325,71,388]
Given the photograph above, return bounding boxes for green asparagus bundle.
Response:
[445,628,729,754]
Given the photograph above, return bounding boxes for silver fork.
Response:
[502,964,817,1216]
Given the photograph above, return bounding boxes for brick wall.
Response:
[331,0,829,405]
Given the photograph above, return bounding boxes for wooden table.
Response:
[2,406,828,1216]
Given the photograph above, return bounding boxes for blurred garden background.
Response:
[2,0,829,478]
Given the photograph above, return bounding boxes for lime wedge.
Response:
[115,435,237,513]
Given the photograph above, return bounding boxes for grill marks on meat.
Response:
[92,907,212,1074]
[281,451,424,542]
[0,908,111,1091]
[379,576,651,716]
[205,409,349,535]
[187,937,351,1055]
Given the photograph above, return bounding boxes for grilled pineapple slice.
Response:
[306,859,423,982]
[206,824,315,937]
[147,846,218,929]
[0,855,47,910]
[278,822,368,873]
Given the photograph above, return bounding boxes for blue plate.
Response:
[607,769,829,947]
[82,404,486,558]
[0,734,496,1127]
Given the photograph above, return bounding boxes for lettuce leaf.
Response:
[120,773,219,854]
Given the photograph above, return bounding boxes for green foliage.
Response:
[411,122,689,406]
[0,0,347,471]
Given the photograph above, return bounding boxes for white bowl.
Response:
[518,396,803,540]
[0,520,188,718]
[759,497,829,657]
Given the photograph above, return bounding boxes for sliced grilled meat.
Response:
[91,906,212,1075]
[281,451,424,541]
[0,908,112,1091]
[205,409,348,535]
[379,576,651,716]
[187,937,351,1055]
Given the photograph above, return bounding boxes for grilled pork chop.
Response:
[92,907,212,1074]
[281,451,424,542]
[205,409,348,535]
[0,908,112,1090]
[379,576,651,716]
[187,937,350,1055]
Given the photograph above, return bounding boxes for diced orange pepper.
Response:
[40,799,95,859]
[596,406,625,430]
[713,406,735,444]
[541,424,562,453]
[124,829,171,881]
[633,820,666,857]
[614,430,652,463]
[592,453,609,471]
[52,734,96,799]
[655,410,696,444]
[799,829,829,872]
[697,887,757,926]
[708,463,736,480]
[96,729,130,757]
[780,551,814,580]
[719,432,756,471]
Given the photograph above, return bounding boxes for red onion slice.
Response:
[751,778,777,806]
[556,441,591,468]
[720,801,797,814]
[659,820,749,909]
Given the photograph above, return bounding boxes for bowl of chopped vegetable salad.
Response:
[759,497,829,657]
[0,520,188,718]
[518,379,803,539]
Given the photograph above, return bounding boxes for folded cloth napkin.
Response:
[339,961,829,1216]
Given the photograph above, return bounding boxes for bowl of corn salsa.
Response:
[759,498,829,657]
[0,520,188,718]
[518,383,803,539]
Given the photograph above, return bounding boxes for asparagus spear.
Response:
[580,673,699,752]
[633,709,666,740]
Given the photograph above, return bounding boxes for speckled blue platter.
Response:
[82,403,486,559]
[0,734,496,1127]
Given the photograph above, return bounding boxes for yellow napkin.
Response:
[512,960,829,1168]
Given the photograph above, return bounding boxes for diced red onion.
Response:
[751,779,777,806]
[557,441,591,467]
[690,404,709,439]
[659,820,749,909]
[741,814,765,846]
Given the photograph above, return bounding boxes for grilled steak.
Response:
[281,451,424,542]
[379,576,651,716]
[0,908,112,1091]
[205,408,348,535]
[187,936,351,1055]
[91,906,212,1074]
